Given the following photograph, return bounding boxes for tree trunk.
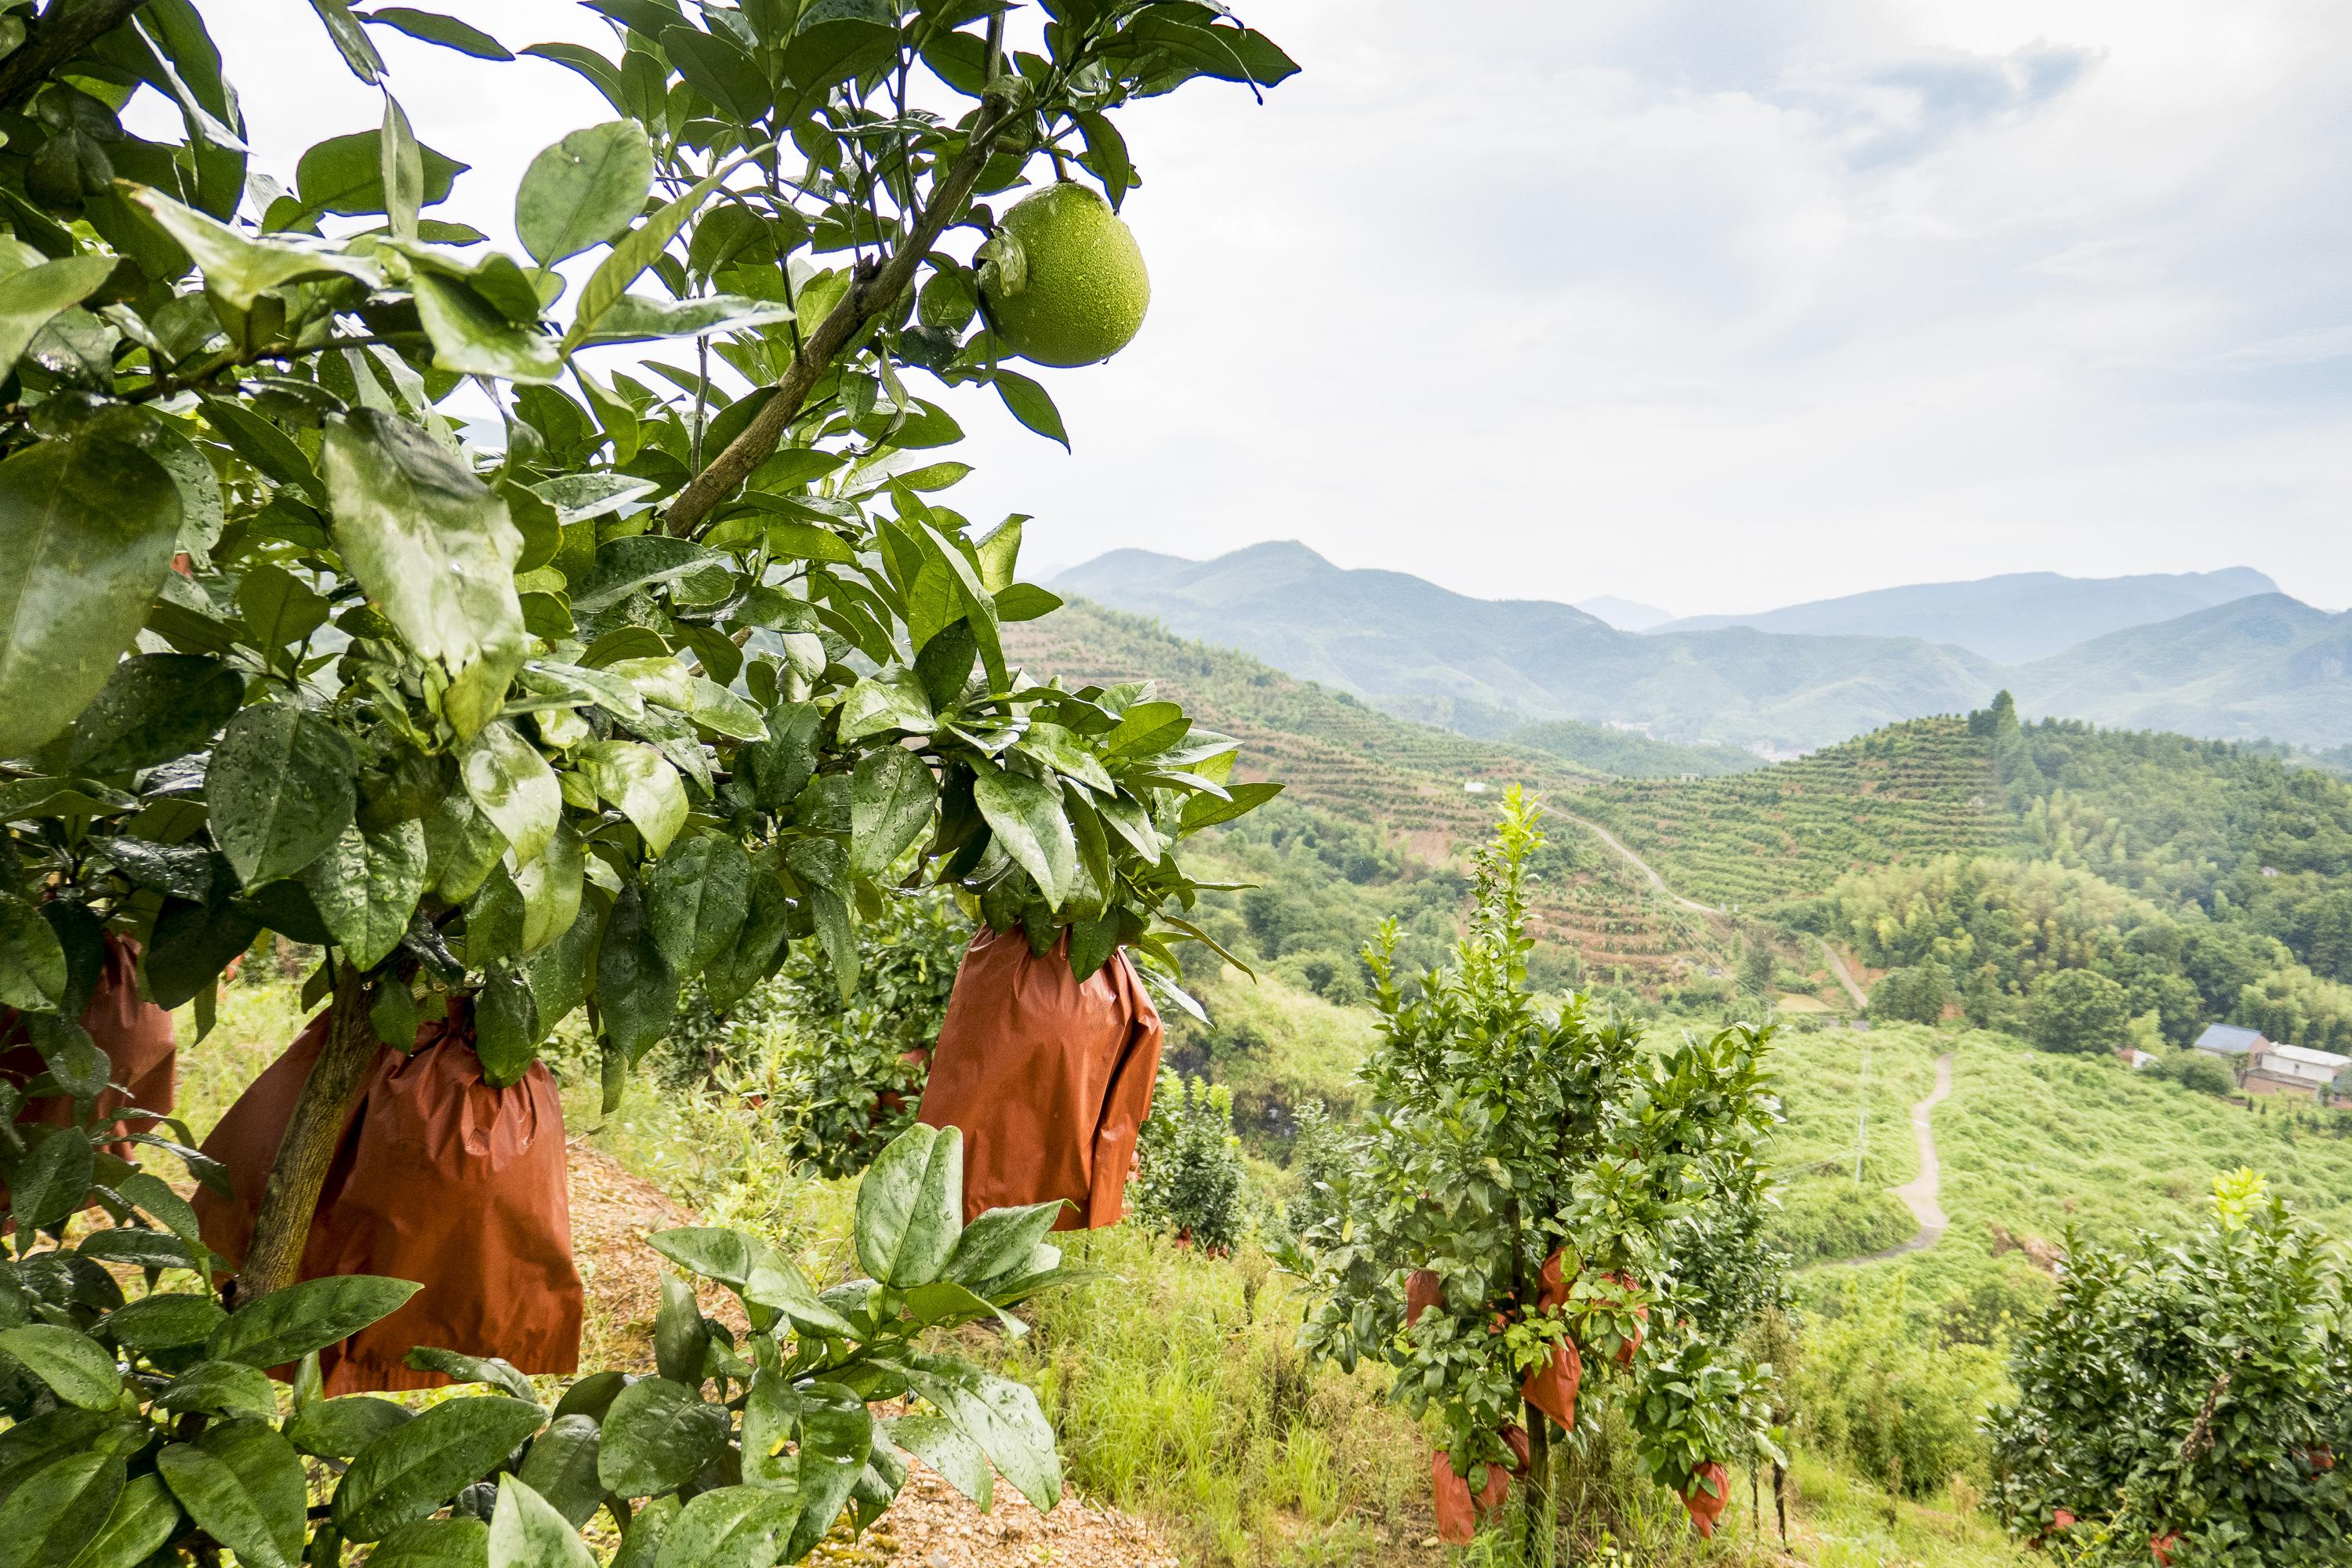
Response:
[1523,1396,1555,1568]
[234,966,379,1300]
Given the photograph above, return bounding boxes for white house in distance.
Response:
[2192,1023,2351,1098]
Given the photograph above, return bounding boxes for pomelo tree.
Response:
[0,0,1289,1561]
[1987,1170,2351,1566]
[1296,789,1784,1563]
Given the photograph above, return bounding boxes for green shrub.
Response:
[1134,1071,1249,1254]
[1987,1172,2352,1560]
[2025,968,2131,1054]
[1771,1184,1920,1264]
[1796,1275,2007,1497]
[1871,964,1952,1025]
[2163,1047,2238,1097]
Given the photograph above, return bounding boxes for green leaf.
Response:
[333,1396,546,1542]
[322,409,525,740]
[301,820,427,970]
[67,654,241,774]
[971,767,1075,909]
[0,1327,118,1410]
[854,1124,963,1288]
[487,1477,593,1568]
[207,702,358,887]
[782,1385,867,1563]
[905,1364,1060,1512]
[702,866,791,1012]
[60,1472,177,1568]
[0,1451,125,1568]
[991,370,1067,451]
[120,184,380,310]
[567,536,712,613]
[942,1201,1064,1288]
[575,741,686,855]
[656,1485,798,1568]
[460,720,560,866]
[596,1378,729,1498]
[565,163,731,350]
[593,887,675,1064]
[426,791,510,904]
[367,1517,489,1568]
[205,1276,421,1370]
[411,274,563,384]
[517,121,653,267]
[0,896,66,1012]
[837,673,935,744]
[514,1416,602,1529]
[100,1293,224,1352]
[992,583,1062,622]
[286,1396,414,1461]
[849,749,938,880]
[472,967,539,1083]
[381,94,424,240]
[514,821,586,956]
[879,1415,989,1509]
[652,1275,706,1391]
[154,1360,278,1419]
[522,887,601,1029]
[305,0,386,82]
[644,833,749,978]
[0,257,114,379]
[573,293,794,347]
[661,26,770,123]
[0,437,183,759]
[8,1127,91,1233]
[1178,779,1281,833]
[361,8,514,60]
[293,126,463,216]
[156,1420,306,1568]
[401,1347,538,1402]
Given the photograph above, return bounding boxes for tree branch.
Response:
[662,94,1017,537]
[0,0,154,109]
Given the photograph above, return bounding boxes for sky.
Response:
[192,2,2352,615]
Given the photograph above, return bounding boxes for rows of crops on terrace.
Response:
[1580,716,2029,908]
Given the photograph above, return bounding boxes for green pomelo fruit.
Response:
[980,183,1150,368]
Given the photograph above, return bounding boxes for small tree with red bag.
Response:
[1297,789,1784,1563]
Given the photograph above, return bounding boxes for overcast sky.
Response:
[200,2,2352,615]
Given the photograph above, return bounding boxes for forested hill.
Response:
[1010,598,2352,1052]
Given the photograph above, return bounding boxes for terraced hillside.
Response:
[1581,716,2028,909]
[1004,600,1724,989]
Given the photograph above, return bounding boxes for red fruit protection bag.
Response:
[194,1000,582,1394]
[916,927,1164,1227]
[2,934,175,1151]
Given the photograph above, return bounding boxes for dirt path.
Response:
[565,1144,1179,1568]
[1558,812,1717,916]
[1817,1051,1956,1267]
[1817,941,1868,1010]
[1559,812,1871,1012]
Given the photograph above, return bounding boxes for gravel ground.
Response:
[565,1142,1181,1568]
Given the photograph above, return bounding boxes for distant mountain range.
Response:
[1650,567,2278,662]
[1051,544,2352,752]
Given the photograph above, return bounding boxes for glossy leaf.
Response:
[513,1415,602,1529]
[971,767,1075,909]
[207,703,358,887]
[286,1396,415,1461]
[156,1420,306,1568]
[300,820,427,970]
[322,410,526,740]
[0,1327,118,1410]
[205,1276,421,1370]
[517,121,654,266]
[849,749,938,880]
[0,256,114,379]
[661,1484,798,1568]
[486,1477,593,1568]
[62,1472,178,1568]
[333,1396,547,1542]
[0,437,182,760]
[67,654,242,774]
[597,1377,729,1498]
[368,1517,490,1568]
[461,720,561,866]
[0,896,66,1012]
[644,833,749,977]
[854,1124,963,1288]
[0,1450,124,1568]
[575,741,686,855]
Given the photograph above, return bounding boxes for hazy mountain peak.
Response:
[1652,566,2279,663]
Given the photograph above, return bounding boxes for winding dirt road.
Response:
[1820,1051,1957,1266]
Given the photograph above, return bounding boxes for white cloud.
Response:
[194,0,2352,613]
